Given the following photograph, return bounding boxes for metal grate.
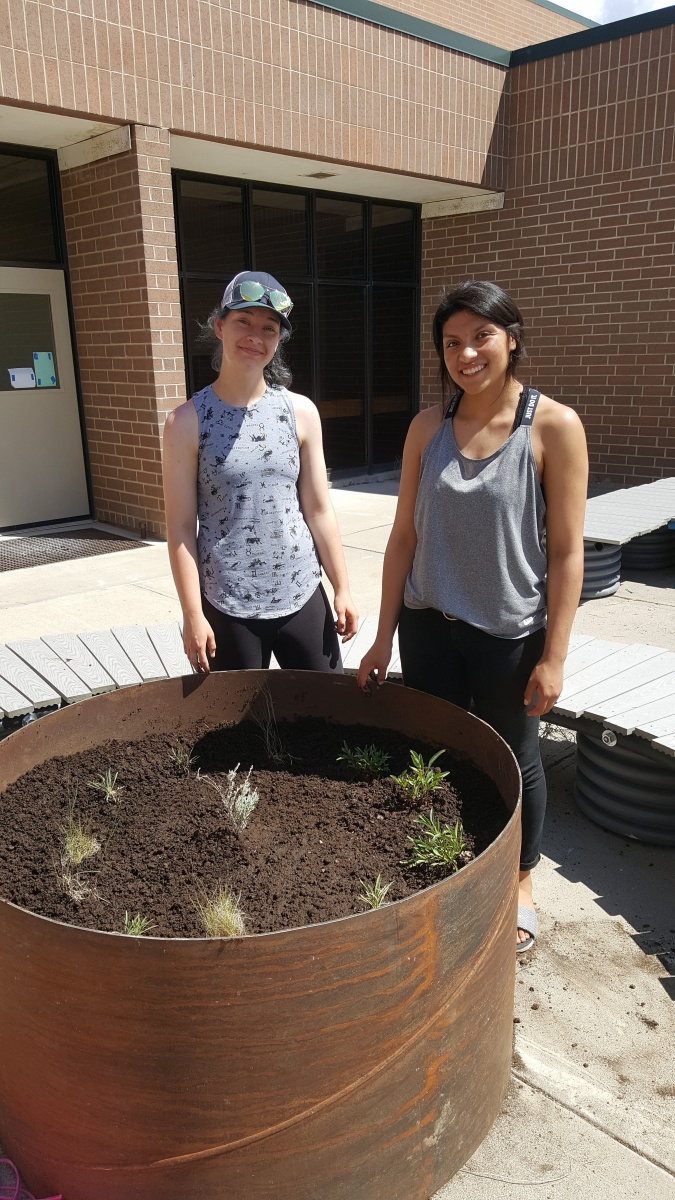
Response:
[0,529,148,572]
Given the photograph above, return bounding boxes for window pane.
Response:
[284,284,312,400]
[316,197,364,279]
[318,287,366,470]
[178,179,244,276]
[372,288,415,464]
[183,279,222,394]
[0,155,57,264]
[253,190,308,279]
[372,205,415,281]
[0,293,58,392]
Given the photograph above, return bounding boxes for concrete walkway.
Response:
[1,480,674,1198]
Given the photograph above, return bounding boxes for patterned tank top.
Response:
[193,384,320,618]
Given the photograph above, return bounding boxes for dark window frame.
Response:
[173,169,421,476]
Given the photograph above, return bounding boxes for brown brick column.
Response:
[60,125,185,537]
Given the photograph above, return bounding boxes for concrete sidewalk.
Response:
[1,480,674,1198]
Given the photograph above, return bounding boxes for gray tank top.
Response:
[404,388,547,639]
[193,384,320,618]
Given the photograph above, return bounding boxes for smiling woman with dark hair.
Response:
[358,279,588,953]
[163,270,358,676]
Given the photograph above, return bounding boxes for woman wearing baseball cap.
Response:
[163,270,358,673]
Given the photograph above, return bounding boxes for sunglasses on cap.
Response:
[222,278,293,317]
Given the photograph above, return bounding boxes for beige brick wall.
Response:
[421,24,675,486]
[0,0,508,189]
[60,126,185,536]
[380,0,586,50]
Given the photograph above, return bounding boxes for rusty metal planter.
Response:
[0,671,521,1200]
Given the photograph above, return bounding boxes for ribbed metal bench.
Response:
[583,477,675,599]
[1,619,673,845]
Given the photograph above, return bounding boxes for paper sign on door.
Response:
[8,367,36,388]
[33,351,57,387]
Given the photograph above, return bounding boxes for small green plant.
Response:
[337,741,391,779]
[123,911,156,936]
[358,874,392,909]
[169,744,198,775]
[390,749,449,801]
[87,767,122,803]
[195,884,246,938]
[201,764,259,831]
[253,688,289,766]
[403,810,469,872]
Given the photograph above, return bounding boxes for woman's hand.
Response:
[524,658,564,716]
[182,612,216,673]
[356,637,393,691]
[334,590,359,642]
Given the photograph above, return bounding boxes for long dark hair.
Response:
[201,306,293,389]
[432,280,526,408]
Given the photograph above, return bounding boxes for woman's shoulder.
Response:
[163,396,199,438]
[533,392,585,438]
[408,403,444,453]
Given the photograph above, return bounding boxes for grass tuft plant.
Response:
[337,741,391,779]
[201,764,259,831]
[123,911,156,936]
[61,798,101,866]
[253,688,289,766]
[402,810,469,873]
[390,749,449,801]
[87,767,122,803]
[194,884,246,938]
[358,874,392,909]
[169,744,198,775]
[58,794,101,902]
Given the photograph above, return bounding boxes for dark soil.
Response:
[0,718,509,937]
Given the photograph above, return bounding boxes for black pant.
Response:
[398,605,546,871]
[202,584,343,673]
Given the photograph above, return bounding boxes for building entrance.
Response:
[0,266,89,530]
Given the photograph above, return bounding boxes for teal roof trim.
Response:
[528,0,598,28]
[310,0,511,66]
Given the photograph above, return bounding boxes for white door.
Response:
[0,266,89,530]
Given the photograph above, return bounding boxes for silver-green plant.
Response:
[194,884,246,938]
[123,911,156,936]
[87,767,122,803]
[403,810,468,872]
[390,749,449,801]
[169,744,198,775]
[337,741,391,779]
[358,874,392,909]
[201,763,259,831]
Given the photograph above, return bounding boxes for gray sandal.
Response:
[516,905,538,953]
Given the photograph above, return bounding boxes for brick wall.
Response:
[421,23,675,486]
[60,126,185,535]
[379,0,586,50]
[0,0,508,189]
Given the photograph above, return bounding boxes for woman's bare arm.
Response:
[525,401,588,715]
[162,401,216,672]
[356,407,441,689]
[294,393,359,641]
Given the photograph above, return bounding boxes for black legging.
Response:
[398,605,547,871]
[202,584,343,673]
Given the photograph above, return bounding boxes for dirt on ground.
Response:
[0,718,509,937]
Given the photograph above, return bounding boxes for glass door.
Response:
[0,267,89,530]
